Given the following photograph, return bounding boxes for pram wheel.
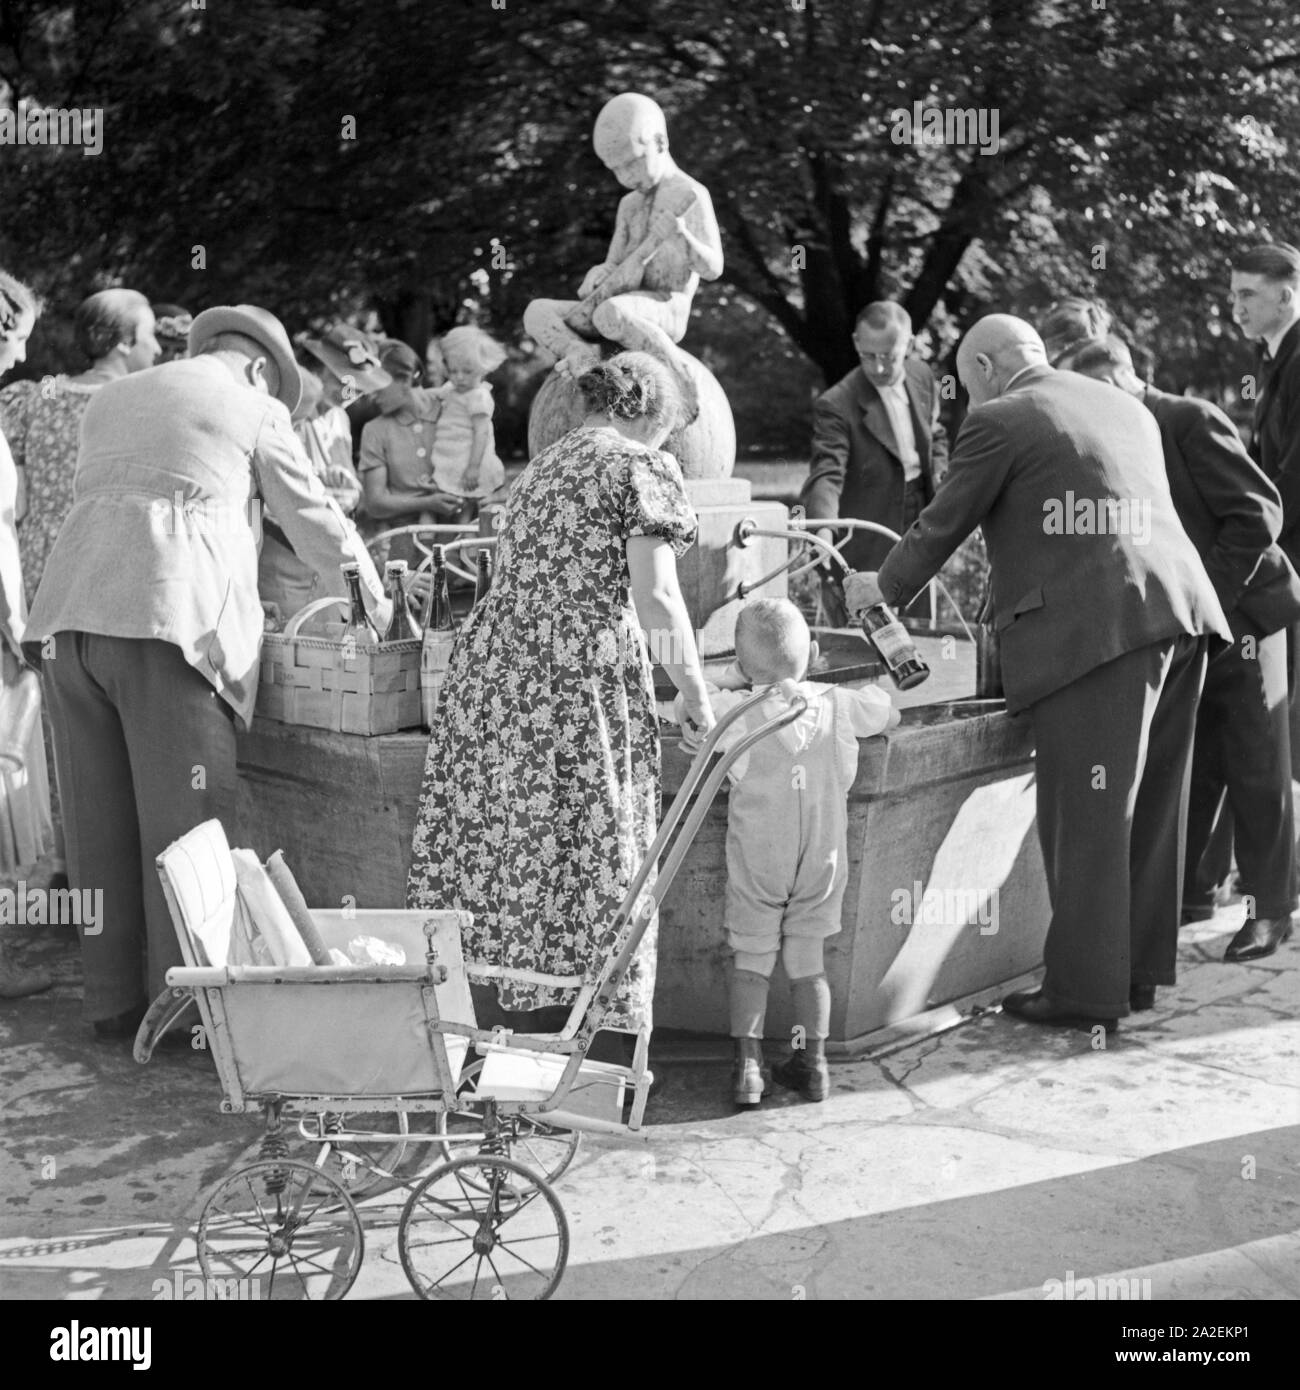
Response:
[436,1059,582,1188]
[197,1158,364,1301]
[399,1154,569,1300]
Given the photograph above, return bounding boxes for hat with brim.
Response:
[301,324,392,394]
[189,304,302,415]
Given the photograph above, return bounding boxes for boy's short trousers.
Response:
[723,872,845,958]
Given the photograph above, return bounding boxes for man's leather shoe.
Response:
[1001,988,1117,1033]
[1223,916,1294,963]
[1129,984,1156,1012]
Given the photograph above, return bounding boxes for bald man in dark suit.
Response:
[846,316,1230,1031]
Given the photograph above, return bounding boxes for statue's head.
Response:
[593,93,670,192]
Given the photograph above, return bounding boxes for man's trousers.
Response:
[1184,627,1296,920]
[1030,634,1208,1017]
[42,632,237,1022]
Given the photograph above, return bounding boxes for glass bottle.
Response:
[381,560,420,642]
[420,546,458,726]
[340,561,380,649]
[860,600,930,691]
[975,625,1003,698]
[473,547,493,607]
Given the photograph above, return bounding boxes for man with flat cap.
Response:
[26,305,389,1039]
[845,315,1230,1032]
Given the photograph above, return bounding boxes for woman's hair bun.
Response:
[576,352,682,428]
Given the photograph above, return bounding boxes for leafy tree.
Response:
[2,0,1298,410]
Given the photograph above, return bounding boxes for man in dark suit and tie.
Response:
[1232,245,1300,757]
[845,316,1230,1031]
[1073,336,1300,966]
[800,302,947,625]
[1233,244,1300,568]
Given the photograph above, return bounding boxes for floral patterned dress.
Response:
[0,377,103,607]
[406,425,698,1030]
[0,422,53,873]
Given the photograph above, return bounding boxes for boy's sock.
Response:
[729,968,772,1107]
[729,968,772,1039]
[774,973,832,1102]
[789,973,831,1046]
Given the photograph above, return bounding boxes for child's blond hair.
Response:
[735,599,811,685]
[440,324,507,373]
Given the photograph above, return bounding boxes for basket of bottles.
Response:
[256,562,424,735]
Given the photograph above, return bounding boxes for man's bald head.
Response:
[957,315,1048,406]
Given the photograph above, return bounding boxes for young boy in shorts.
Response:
[678,599,898,1105]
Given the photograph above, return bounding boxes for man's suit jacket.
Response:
[1250,319,1300,570]
[876,366,1230,714]
[1144,385,1300,639]
[25,356,384,730]
[800,359,948,573]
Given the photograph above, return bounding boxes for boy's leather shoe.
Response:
[772,1050,830,1102]
[1001,988,1117,1033]
[1223,916,1293,963]
[732,1055,771,1107]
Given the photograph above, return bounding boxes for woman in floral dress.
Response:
[0,288,158,606]
[407,352,715,1040]
[0,269,53,997]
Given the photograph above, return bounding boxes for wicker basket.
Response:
[256,597,422,735]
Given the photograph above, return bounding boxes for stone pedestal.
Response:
[679,478,788,658]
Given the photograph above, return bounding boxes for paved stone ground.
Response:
[1,890,1295,1302]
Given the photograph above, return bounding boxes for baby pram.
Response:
[137,687,806,1300]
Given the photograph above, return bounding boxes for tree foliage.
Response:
[2,0,1298,412]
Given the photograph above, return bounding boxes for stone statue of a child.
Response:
[524,93,723,417]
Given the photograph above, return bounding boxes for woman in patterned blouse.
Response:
[407,352,714,1053]
[0,289,159,607]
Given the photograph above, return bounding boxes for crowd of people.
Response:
[817,247,1300,1042]
[0,283,510,1007]
[0,239,1296,1112]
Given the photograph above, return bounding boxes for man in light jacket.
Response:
[26,305,389,1038]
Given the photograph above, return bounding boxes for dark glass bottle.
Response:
[381,560,420,641]
[860,601,930,690]
[975,625,1003,698]
[340,561,380,648]
[473,548,494,607]
[420,546,459,726]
